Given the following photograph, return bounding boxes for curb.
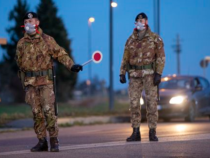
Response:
[0,116,130,132]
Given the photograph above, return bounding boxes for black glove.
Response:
[71,64,83,72]
[120,74,126,84]
[154,72,161,86]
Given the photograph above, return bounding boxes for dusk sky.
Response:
[0,0,210,90]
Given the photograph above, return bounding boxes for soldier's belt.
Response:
[25,69,53,78]
[129,63,153,70]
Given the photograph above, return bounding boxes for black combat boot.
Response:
[126,127,141,142]
[31,137,48,152]
[50,137,59,152]
[149,129,158,141]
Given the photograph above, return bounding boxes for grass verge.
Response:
[0,100,129,127]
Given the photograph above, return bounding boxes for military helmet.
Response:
[135,12,148,21]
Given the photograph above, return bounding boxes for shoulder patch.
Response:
[155,34,163,42]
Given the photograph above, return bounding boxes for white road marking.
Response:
[0,133,210,156]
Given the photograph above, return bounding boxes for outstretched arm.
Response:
[49,37,74,71]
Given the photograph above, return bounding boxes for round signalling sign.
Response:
[92,51,103,63]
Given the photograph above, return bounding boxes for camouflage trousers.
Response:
[129,75,158,129]
[25,84,58,139]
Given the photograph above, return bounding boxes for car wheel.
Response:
[185,104,195,122]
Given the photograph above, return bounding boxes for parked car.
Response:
[141,75,210,122]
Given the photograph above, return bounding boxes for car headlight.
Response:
[169,96,187,104]
[140,97,144,105]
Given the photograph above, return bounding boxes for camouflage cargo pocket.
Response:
[40,84,55,105]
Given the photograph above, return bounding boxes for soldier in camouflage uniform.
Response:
[16,12,82,152]
[120,13,165,141]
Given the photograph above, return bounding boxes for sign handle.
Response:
[82,59,93,66]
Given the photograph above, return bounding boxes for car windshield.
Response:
[159,78,193,90]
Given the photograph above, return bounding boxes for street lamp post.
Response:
[88,17,95,95]
[109,1,117,111]
[154,0,160,35]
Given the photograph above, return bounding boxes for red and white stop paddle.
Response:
[82,51,103,66]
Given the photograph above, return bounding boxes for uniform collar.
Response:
[24,27,43,40]
[132,26,152,39]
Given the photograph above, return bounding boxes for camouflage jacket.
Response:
[16,28,74,86]
[120,27,165,78]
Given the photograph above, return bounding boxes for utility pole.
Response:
[154,0,160,35]
[173,34,181,75]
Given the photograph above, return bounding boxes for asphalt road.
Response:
[0,118,210,158]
